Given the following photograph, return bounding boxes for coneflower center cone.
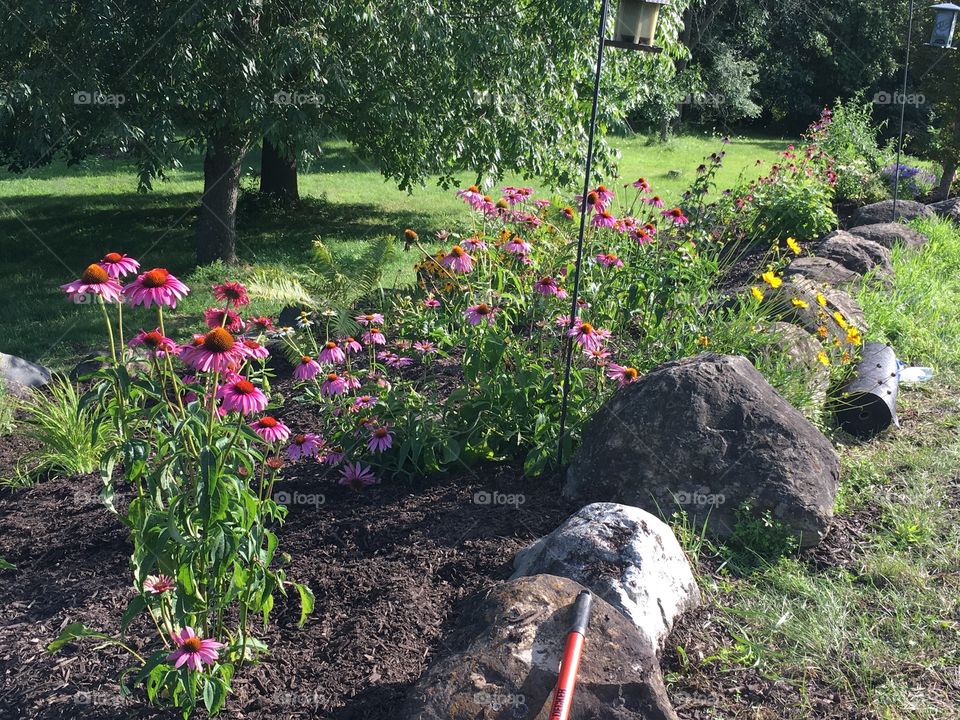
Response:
[142,268,170,288]
[81,264,109,284]
[203,328,235,352]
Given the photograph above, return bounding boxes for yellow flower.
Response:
[751,286,765,301]
[761,270,783,289]
[816,292,827,307]
[817,325,829,338]
[786,237,802,255]
[833,311,848,329]
[791,297,809,309]
[846,326,862,346]
[697,335,710,348]
[817,351,830,366]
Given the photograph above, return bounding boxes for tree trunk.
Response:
[196,135,243,265]
[934,156,957,201]
[259,136,299,204]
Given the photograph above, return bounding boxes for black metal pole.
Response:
[893,0,915,221]
[557,0,610,468]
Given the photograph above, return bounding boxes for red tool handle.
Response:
[548,590,593,720]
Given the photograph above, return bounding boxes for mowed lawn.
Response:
[0,133,791,369]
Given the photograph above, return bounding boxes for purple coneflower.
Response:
[504,236,531,255]
[319,340,346,364]
[321,372,347,396]
[441,245,474,274]
[180,328,244,374]
[218,378,268,415]
[363,327,386,345]
[461,237,487,252]
[61,264,124,304]
[568,320,611,352]
[98,252,140,279]
[238,338,270,360]
[595,253,624,269]
[367,424,393,453]
[341,336,363,353]
[203,307,244,333]
[128,328,178,358]
[591,210,617,229]
[534,276,567,299]
[144,575,176,594]
[645,195,665,208]
[662,208,689,225]
[423,296,441,310]
[352,395,377,412]
[465,303,496,326]
[339,463,377,489]
[293,355,321,381]
[413,340,437,354]
[167,627,224,672]
[606,364,640,386]
[211,281,249,308]
[287,433,324,460]
[250,416,290,444]
[123,268,190,308]
[354,312,384,326]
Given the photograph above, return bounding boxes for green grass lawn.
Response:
[0,132,791,370]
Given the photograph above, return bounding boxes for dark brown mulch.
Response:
[0,458,575,720]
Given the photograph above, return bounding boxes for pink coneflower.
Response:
[238,338,270,361]
[167,627,224,672]
[533,198,552,210]
[341,336,363,354]
[615,216,637,233]
[98,252,140,279]
[423,296,441,310]
[631,228,653,245]
[367,424,394,453]
[363,327,386,345]
[245,316,275,333]
[568,321,611,352]
[339,463,377,489]
[643,222,658,236]
[352,395,378,412]
[662,208,689,225]
[465,303,496,326]
[61,264,123,304]
[595,253,624,269]
[606,363,640,386]
[378,351,412,368]
[355,312,384,326]
[413,340,437,354]
[318,340,346,364]
[594,184,615,206]
[456,185,485,209]
[561,206,575,220]
[123,268,190,308]
[629,177,651,192]
[203,307,244,333]
[128,328,178,357]
[504,236,531,255]
[179,328,244,374]
[287,433,324,460]
[534,276,567,299]
[441,245,474,274]
[212,281,249,307]
[250,416,290,444]
[461,237,487,252]
[144,575,176,594]
[343,373,362,390]
[218,378,268,415]
[585,347,611,365]
[321,372,347,397]
[591,210,617,229]
[293,355,321,381]
[645,195,665,208]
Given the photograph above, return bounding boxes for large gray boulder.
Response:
[403,574,678,720]
[782,256,861,288]
[0,352,51,397]
[765,276,867,340]
[564,354,840,548]
[511,503,699,651]
[850,199,934,227]
[929,197,960,223]
[817,230,893,277]
[849,222,929,250]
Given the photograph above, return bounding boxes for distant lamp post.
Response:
[557,0,665,466]
[928,2,960,47]
[611,0,670,50]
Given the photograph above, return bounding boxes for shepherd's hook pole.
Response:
[557,0,610,469]
[893,0,915,220]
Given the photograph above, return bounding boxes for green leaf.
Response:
[48,623,110,653]
[0,557,15,570]
[295,582,315,628]
[120,595,147,634]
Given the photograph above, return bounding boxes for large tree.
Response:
[0,1,690,264]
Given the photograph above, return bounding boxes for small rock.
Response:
[929,197,960,223]
[848,222,929,250]
[766,276,868,338]
[0,353,52,396]
[511,503,700,650]
[564,353,840,548]
[850,199,934,227]
[402,574,679,720]
[783,256,861,288]
[817,230,893,277]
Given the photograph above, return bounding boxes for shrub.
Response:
[880,163,937,200]
[812,99,893,203]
